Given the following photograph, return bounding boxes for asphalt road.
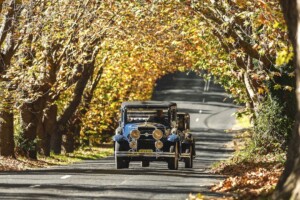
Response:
[0,72,239,199]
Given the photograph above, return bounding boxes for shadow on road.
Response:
[0,165,223,179]
[152,71,234,104]
[0,184,220,200]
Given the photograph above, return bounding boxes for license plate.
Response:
[139,149,153,153]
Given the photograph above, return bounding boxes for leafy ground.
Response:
[188,139,284,200]
[0,147,113,171]
[210,150,284,199]
[188,116,285,200]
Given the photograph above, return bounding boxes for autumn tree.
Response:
[0,0,25,157]
[0,0,293,162]
[274,0,300,199]
[188,0,293,113]
[79,1,200,144]
[6,0,116,157]
[182,0,295,151]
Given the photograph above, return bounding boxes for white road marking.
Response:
[60,175,72,180]
[29,185,40,188]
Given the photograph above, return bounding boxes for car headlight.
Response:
[152,129,163,140]
[155,140,163,149]
[130,129,140,139]
[129,141,137,149]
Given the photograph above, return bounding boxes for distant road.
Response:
[0,71,239,199]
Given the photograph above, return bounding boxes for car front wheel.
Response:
[142,161,150,167]
[184,146,193,168]
[115,142,129,169]
[168,143,179,170]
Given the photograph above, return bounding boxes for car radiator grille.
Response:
[137,139,155,150]
[138,127,155,139]
[138,127,165,140]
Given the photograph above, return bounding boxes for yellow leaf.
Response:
[258,87,264,94]
[284,86,293,92]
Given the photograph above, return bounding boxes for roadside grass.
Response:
[39,146,113,165]
[0,146,113,171]
[235,114,251,129]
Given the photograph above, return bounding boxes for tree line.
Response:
[0,1,197,158]
[0,0,298,198]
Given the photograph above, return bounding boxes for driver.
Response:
[152,110,168,125]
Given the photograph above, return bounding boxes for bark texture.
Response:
[274,0,300,199]
[38,104,57,156]
[0,0,20,158]
[0,104,14,157]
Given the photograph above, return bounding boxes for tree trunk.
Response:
[51,127,62,154]
[274,0,300,199]
[0,103,15,157]
[73,119,81,150]
[243,71,259,112]
[46,104,60,154]
[20,102,37,159]
[37,121,48,156]
[66,66,104,150]
[54,59,96,154]
[243,56,260,116]
[0,0,22,158]
[63,132,75,153]
[20,97,46,159]
[38,104,57,156]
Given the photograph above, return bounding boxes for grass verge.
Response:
[0,146,113,171]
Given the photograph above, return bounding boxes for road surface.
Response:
[0,72,239,199]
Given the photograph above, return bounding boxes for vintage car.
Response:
[113,101,180,170]
[177,112,195,168]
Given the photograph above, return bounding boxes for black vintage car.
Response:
[177,112,195,168]
[113,101,180,170]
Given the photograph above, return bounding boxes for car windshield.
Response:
[126,108,169,125]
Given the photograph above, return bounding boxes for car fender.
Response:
[167,134,180,142]
[113,134,127,142]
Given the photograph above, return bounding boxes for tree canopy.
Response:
[0,0,294,168]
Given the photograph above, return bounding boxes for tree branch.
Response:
[194,5,273,68]
[0,0,15,47]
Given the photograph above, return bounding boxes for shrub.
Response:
[253,96,293,154]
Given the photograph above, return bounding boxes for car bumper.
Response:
[115,151,176,158]
[180,153,191,158]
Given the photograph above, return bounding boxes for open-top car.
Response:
[113,101,180,170]
[177,112,195,168]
